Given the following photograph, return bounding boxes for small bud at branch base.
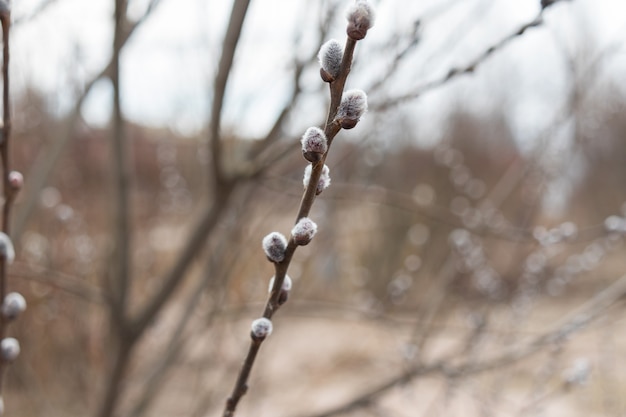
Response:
[303,164,331,195]
[251,318,273,340]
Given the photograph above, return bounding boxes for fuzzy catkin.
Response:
[262,232,288,263]
[318,39,344,81]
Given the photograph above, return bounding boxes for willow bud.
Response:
[0,232,14,265]
[303,164,331,195]
[250,318,273,341]
[291,217,318,246]
[0,338,20,362]
[2,292,26,321]
[301,127,328,163]
[318,39,344,82]
[336,89,368,129]
[268,274,293,306]
[346,0,376,40]
[8,171,23,193]
[262,232,288,263]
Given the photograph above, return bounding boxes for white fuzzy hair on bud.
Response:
[0,338,20,362]
[0,232,15,265]
[346,0,375,40]
[251,318,273,340]
[291,217,318,246]
[2,292,26,321]
[318,39,344,82]
[301,127,328,163]
[268,274,293,293]
[262,232,288,263]
[303,164,331,195]
[337,89,368,129]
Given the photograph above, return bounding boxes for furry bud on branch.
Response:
[0,232,14,264]
[8,171,23,193]
[1,292,26,321]
[268,274,293,305]
[301,127,328,163]
[336,89,368,129]
[346,0,375,40]
[303,164,331,195]
[268,274,293,293]
[0,338,19,362]
[262,232,288,263]
[291,217,318,246]
[250,318,273,341]
[318,39,344,82]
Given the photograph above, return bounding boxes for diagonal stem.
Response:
[223,35,360,417]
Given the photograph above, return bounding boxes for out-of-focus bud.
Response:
[8,171,23,193]
[268,274,293,292]
[1,292,26,321]
[0,338,20,362]
[563,358,591,387]
[346,0,375,40]
[250,318,273,341]
[262,232,288,263]
[0,232,14,265]
[268,274,293,306]
[291,217,318,246]
[303,164,331,195]
[301,127,328,163]
[336,89,368,129]
[318,39,344,82]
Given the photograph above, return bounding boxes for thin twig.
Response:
[373,12,545,111]
[110,0,132,327]
[12,0,165,241]
[128,0,253,339]
[209,0,251,184]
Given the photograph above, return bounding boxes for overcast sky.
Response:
[8,0,626,140]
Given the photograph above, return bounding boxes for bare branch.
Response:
[209,0,251,184]
[373,12,545,112]
[12,0,165,241]
[223,6,372,410]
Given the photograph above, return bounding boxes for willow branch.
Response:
[223,32,361,416]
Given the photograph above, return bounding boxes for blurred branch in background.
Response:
[12,0,165,241]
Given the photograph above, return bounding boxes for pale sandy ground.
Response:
[191,295,626,417]
[9,294,623,417]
